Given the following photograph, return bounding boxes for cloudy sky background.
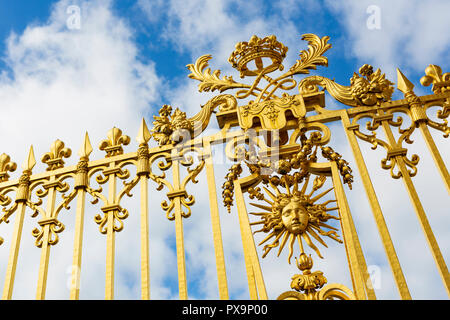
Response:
[0,0,449,300]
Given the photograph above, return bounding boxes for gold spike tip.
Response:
[78,132,93,159]
[396,68,415,94]
[136,118,151,145]
[22,145,36,172]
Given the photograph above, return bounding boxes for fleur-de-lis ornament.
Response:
[41,140,72,171]
[99,127,130,157]
[0,153,17,182]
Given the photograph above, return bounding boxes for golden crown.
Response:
[228,35,288,78]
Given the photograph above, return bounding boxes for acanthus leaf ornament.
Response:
[288,34,331,76]
[187,55,248,92]
[299,64,394,108]
[152,105,193,146]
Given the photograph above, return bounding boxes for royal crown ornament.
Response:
[228,35,288,78]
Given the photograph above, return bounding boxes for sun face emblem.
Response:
[250,174,343,263]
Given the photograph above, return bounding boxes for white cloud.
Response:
[0,0,165,299]
[326,0,450,79]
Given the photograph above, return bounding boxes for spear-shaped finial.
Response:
[22,145,36,172]
[78,132,93,160]
[397,68,415,95]
[397,68,427,124]
[136,118,151,145]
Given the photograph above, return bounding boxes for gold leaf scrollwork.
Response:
[289,34,331,76]
[162,192,195,221]
[94,206,129,234]
[187,55,248,92]
[299,64,394,108]
[148,152,173,191]
[156,149,204,221]
[349,110,420,179]
[0,187,18,224]
[423,101,450,138]
[32,218,65,248]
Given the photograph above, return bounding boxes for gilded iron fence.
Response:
[0,34,449,300]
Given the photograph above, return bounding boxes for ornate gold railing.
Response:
[0,34,448,300]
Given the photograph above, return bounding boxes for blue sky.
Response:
[0,0,449,300]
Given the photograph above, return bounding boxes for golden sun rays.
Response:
[250,174,342,263]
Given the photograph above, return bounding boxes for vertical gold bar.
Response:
[397,156,450,296]
[2,202,26,300]
[140,175,150,300]
[418,122,450,195]
[204,140,229,300]
[69,188,86,300]
[36,226,51,300]
[105,163,117,300]
[136,122,151,300]
[234,179,268,299]
[331,162,372,300]
[105,211,115,300]
[36,181,57,300]
[172,158,188,300]
[378,112,450,296]
[342,112,411,299]
[344,194,377,300]
[233,180,258,300]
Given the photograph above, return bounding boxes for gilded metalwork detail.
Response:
[222,164,243,212]
[249,173,342,262]
[187,33,332,132]
[41,140,72,171]
[418,66,450,137]
[32,217,65,248]
[152,104,193,146]
[0,154,17,182]
[348,110,419,179]
[421,64,450,94]
[90,165,137,234]
[99,127,130,157]
[157,151,205,220]
[152,95,238,146]
[277,253,355,300]
[299,64,394,108]
[0,32,449,300]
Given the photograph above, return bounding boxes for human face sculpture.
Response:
[281,198,309,234]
